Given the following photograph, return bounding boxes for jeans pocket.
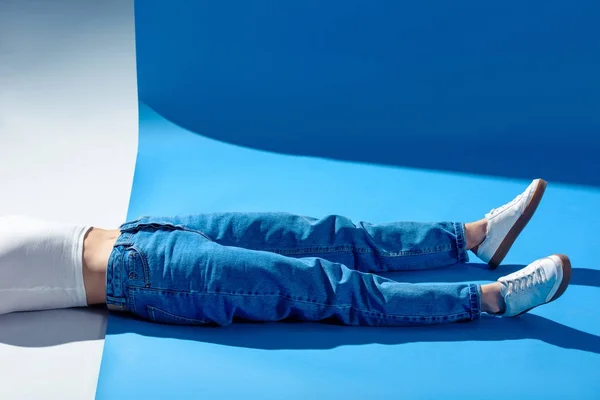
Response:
[146,305,209,326]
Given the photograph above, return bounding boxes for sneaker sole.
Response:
[488,179,547,269]
[515,254,572,316]
[550,254,572,302]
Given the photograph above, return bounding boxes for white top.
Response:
[0,215,90,315]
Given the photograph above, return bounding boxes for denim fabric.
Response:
[106,213,481,326]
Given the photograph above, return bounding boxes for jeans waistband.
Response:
[106,231,135,312]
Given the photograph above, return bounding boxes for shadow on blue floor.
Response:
[109,313,600,354]
[136,0,600,187]
[107,263,600,354]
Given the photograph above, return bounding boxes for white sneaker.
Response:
[498,254,572,317]
[475,179,547,268]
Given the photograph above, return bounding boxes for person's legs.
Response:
[120,213,473,273]
[106,227,481,326]
[119,178,547,274]
[106,226,571,326]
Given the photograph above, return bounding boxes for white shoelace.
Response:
[487,192,524,218]
[506,265,547,294]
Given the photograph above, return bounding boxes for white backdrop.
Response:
[0,1,137,398]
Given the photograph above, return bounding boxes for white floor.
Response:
[0,1,138,398]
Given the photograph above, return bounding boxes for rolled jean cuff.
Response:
[468,284,482,321]
[453,222,470,263]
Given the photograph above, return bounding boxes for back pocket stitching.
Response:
[147,305,208,325]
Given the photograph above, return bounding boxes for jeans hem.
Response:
[454,222,470,263]
[468,284,482,321]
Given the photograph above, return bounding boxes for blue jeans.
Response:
[106,213,481,326]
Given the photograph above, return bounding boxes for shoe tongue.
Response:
[497,281,513,315]
[498,280,510,296]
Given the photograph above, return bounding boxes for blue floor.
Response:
[96,1,600,398]
[95,103,600,399]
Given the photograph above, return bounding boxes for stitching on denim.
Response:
[127,246,151,286]
[110,248,123,298]
[114,233,134,247]
[147,305,208,324]
[468,284,481,320]
[129,288,136,313]
[131,287,468,320]
[453,222,468,263]
[269,245,453,257]
[120,220,214,242]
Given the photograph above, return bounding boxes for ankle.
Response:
[465,218,488,250]
[481,282,505,314]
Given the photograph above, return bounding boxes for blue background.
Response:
[136,0,600,187]
[96,1,600,398]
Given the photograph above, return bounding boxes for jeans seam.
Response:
[270,245,453,257]
[106,246,128,306]
[210,292,470,320]
[128,288,137,313]
[135,288,469,320]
